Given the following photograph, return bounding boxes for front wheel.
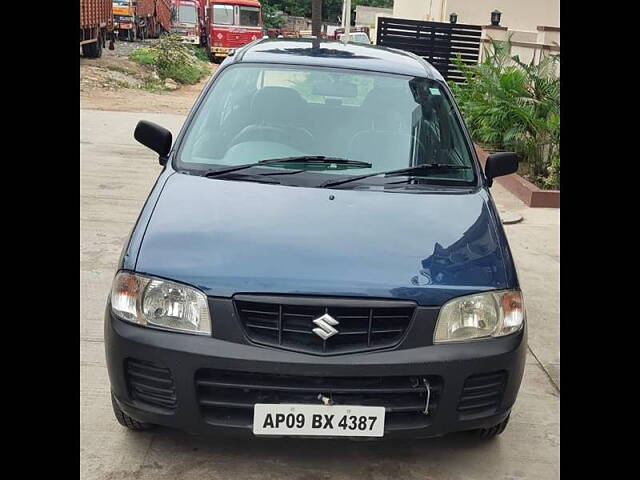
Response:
[111,393,155,431]
[469,413,510,439]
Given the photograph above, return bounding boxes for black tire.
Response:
[111,393,155,431]
[81,37,102,58]
[470,413,510,439]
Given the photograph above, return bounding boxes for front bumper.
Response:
[105,304,526,439]
[210,46,230,57]
[179,36,200,45]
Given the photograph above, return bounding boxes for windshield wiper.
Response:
[203,156,372,178]
[320,163,471,188]
[206,173,282,184]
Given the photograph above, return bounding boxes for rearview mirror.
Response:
[312,80,358,98]
[484,152,519,187]
[134,120,172,165]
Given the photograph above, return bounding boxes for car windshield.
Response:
[176,64,476,186]
[178,5,197,24]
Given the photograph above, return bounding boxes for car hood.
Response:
[135,173,511,306]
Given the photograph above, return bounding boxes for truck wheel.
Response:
[470,413,510,439]
[82,38,102,58]
[111,393,155,431]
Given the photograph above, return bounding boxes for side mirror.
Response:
[484,152,519,187]
[134,120,172,165]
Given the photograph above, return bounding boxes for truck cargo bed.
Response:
[80,0,112,29]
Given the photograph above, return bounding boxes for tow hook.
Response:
[422,378,431,415]
[317,394,335,406]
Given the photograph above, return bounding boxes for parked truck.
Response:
[170,0,204,45]
[204,0,262,62]
[80,0,113,58]
[113,0,172,41]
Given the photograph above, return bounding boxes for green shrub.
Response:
[186,45,211,63]
[129,34,211,85]
[450,38,560,189]
[161,61,210,85]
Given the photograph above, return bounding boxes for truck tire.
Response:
[111,393,155,431]
[470,413,510,439]
[82,37,102,58]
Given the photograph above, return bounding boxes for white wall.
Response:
[393,0,446,22]
[393,0,560,32]
[355,6,394,27]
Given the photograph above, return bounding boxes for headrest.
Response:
[251,87,306,123]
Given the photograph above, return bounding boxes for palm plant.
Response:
[450,38,560,189]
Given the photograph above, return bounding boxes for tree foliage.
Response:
[261,0,393,23]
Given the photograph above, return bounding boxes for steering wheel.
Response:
[229,124,314,152]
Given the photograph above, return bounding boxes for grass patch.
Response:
[141,78,167,93]
[129,48,157,65]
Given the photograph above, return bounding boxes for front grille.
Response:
[125,359,177,410]
[225,35,253,48]
[457,371,507,419]
[195,369,442,431]
[235,296,415,355]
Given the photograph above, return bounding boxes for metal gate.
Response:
[376,17,482,84]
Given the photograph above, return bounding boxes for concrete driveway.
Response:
[80,109,559,480]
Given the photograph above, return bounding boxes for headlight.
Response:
[110,272,211,335]
[434,290,524,343]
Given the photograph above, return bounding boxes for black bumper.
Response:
[105,305,526,439]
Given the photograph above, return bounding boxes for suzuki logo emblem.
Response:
[312,313,339,340]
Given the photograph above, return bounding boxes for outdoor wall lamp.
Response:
[450,13,458,24]
[491,9,502,26]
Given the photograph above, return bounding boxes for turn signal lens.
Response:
[500,291,525,335]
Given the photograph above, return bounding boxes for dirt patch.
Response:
[80,39,217,114]
[80,76,214,114]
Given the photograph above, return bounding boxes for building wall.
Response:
[355,6,394,27]
[393,0,559,32]
[281,15,311,32]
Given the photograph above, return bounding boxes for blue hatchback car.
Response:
[106,39,526,440]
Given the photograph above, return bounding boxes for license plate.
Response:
[253,404,385,437]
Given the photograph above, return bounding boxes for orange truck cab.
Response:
[113,0,136,40]
[205,0,262,62]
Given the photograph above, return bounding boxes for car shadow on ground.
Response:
[142,425,494,460]
[122,426,507,479]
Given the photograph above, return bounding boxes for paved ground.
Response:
[80,109,559,480]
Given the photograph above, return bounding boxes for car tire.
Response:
[111,393,155,431]
[471,413,510,439]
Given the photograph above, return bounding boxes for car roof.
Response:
[232,38,444,80]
